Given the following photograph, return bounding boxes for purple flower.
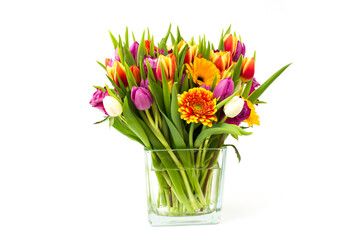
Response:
[89,88,110,115]
[143,57,157,79]
[140,79,150,89]
[249,77,260,95]
[233,41,246,62]
[114,48,120,62]
[223,100,251,125]
[130,41,139,63]
[213,77,234,102]
[199,85,211,91]
[179,73,186,90]
[131,86,153,110]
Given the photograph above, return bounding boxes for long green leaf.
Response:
[242,79,253,98]
[109,30,118,49]
[232,55,243,88]
[148,77,165,113]
[194,123,252,147]
[96,61,106,71]
[170,84,184,139]
[122,97,151,148]
[247,63,292,103]
[223,144,241,163]
[112,117,143,145]
[161,64,171,117]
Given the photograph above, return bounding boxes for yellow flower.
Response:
[178,87,217,127]
[185,57,220,87]
[243,100,260,127]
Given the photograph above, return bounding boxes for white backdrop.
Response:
[1,0,360,239]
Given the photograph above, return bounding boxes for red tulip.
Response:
[240,57,255,82]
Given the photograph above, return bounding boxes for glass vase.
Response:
[144,147,227,226]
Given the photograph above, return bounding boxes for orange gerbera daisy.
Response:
[178,87,218,127]
[185,57,221,87]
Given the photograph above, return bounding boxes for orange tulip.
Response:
[223,34,238,57]
[156,53,177,81]
[130,65,141,85]
[105,59,128,87]
[210,51,232,72]
[169,40,198,64]
[240,57,255,82]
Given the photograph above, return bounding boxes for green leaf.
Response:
[96,61,106,71]
[203,41,211,60]
[122,97,151,148]
[123,62,137,89]
[254,100,267,104]
[211,74,218,91]
[112,117,143,145]
[148,77,165,113]
[125,26,129,48]
[109,117,115,128]
[223,144,241,163]
[137,30,146,66]
[248,63,292,103]
[150,36,155,58]
[242,79,253,98]
[139,57,146,80]
[108,30,118,49]
[218,29,225,51]
[225,24,232,35]
[132,31,136,42]
[176,26,182,43]
[124,45,137,67]
[232,55,243,88]
[170,84,184,138]
[106,75,125,99]
[94,116,109,124]
[160,64,171,117]
[180,73,189,93]
[117,36,125,64]
[194,123,252,147]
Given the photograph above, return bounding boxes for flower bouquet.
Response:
[90,25,291,226]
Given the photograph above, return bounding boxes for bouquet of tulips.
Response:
[90,25,290,215]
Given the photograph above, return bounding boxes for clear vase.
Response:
[144,147,227,226]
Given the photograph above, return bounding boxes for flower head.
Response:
[186,57,220,87]
[233,41,246,62]
[89,88,110,115]
[241,57,255,82]
[178,87,217,127]
[130,65,141,85]
[129,42,139,63]
[213,77,234,102]
[224,96,244,118]
[156,53,177,81]
[210,50,232,72]
[103,96,123,117]
[223,34,238,57]
[131,86,153,110]
[106,60,128,87]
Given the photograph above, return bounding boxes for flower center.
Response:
[190,99,206,114]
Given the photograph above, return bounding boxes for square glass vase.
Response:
[144,147,227,226]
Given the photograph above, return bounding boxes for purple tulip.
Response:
[233,41,246,62]
[140,79,150,89]
[131,86,153,110]
[143,57,158,79]
[179,73,186,90]
[200,85,211,91]
[221,100,251,125]
[249,77,260,95]
[130,41,139,63]
[89,88,110,115]
[114,48,120,62]
[213,77,234,102]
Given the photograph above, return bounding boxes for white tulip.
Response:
[103,96,123,117]
[224,96,244,118]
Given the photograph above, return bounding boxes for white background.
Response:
[1,0,359,239]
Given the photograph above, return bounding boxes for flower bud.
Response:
[129,41,139,63]
[210,50,232,72]
[156,53,177,81]
[213,77,234,102]
[224,96,244,118]
[223,34,238,57]
[130,65,141,85]
[131,86,153,110]
[103,96,123,117]
[106,61,128,87]
[240,57,255,82]
[89,88,110,115]
[233,41,246,62]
